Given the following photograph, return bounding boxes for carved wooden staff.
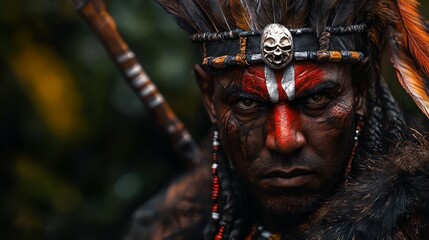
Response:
[72,0,200,167]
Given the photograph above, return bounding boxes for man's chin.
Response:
[258,194,323,216]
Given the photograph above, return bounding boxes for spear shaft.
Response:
[72,0,200,167]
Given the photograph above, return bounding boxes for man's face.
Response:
[200,62,363,216]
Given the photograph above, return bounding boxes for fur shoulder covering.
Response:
[125,164,211,240]
[306,140,429,240]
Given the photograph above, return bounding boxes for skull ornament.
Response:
[261,23,293,69]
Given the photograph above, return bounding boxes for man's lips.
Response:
[259,168,315,190]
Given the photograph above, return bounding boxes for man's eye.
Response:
[302,93,332,110]
[311,94,327,102]
[233,99,264,114]
[237,99,258,109]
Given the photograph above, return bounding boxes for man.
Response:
[126,0,429,239]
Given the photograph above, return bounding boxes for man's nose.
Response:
[265,103,306,155]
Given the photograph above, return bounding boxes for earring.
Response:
[343,115,364,185]
[211,130,225,240]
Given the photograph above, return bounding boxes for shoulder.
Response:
[308,139,429,239]
[125,164,211,240]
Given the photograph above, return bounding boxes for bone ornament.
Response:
[261,23,294,69]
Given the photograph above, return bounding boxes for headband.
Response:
[191,23,367,70]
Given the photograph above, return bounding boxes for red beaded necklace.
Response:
[211,130,225,240]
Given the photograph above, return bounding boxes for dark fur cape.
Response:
[125,139,429,239]
[303,140,429,239]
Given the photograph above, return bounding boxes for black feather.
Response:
[156,0,198,32]
[331,0,355,26]
[156,0,216,33]
[184,0,217,31]
[209,0,234,31]
[270,0,281,24]
[309,0,339,36]
[157,0,362,34]
[241,0,258,30]
[192,0,220,31]
[256,0,275,28]
[351,0,366,23]
[292,0,309,28]
[277,0,294,26]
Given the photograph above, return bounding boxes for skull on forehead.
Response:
[261,23,293,69]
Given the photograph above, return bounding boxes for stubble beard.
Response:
[258,193,323,218]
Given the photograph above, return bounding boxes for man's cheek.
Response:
[219,110,250,159]
[333,104,353,125]
[323,107,354,176]
[219,110,263,163]
[325,101,354,129]
[219,110,239,150]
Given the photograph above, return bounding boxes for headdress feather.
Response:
[309,0,339,36]
[256,0,275,27]
[389,28,429,118]
[156,0,199,32]
[395,0,429,77]
[209,0,235,31]
[331,0,355,26]
[192,0,221,32]
[156,0,221,32]
[292,0,309,28]
[387,0,429,118]
[365,0,394,52]
[239,0,258,30]
[277,0,294,27]
[229,0,251,30]
[155,0,429,120]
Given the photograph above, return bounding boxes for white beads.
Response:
[212,212,220,220]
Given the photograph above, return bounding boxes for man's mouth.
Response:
[260,168,315,190]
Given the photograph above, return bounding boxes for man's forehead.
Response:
[231,63,339,102]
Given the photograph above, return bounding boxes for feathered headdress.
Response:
[156,0,429,118]
[388,0,429,118]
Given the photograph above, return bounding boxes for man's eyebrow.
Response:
[297,81,341,97]
[222,86,266,101]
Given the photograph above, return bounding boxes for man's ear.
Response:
[354,80,367,117]
[193,64,217,123]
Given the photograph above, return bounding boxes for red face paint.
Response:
[241,66,270,101]
[242,65,292,102]
[294,63,326,97]
[266,103,302,154]
[242,63,325,103]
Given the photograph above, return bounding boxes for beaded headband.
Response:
[191,23,367,70]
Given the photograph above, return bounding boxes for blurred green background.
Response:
[0,0,210,239]
[0,1,428,239]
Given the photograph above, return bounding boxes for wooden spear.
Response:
[72,0,200,168]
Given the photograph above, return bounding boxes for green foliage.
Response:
[0,0,208,239]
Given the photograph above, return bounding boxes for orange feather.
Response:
[396,0,429,77]
[229,0,251,30]
[389,27,429,119]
